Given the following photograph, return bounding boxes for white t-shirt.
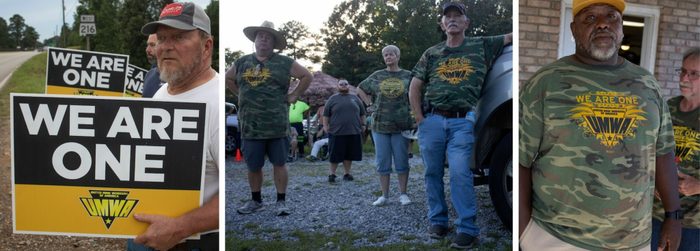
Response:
[153,73,219,204]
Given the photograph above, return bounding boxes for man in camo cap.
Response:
[226,20,312,217]
[519,0,682,250]
[408,1,512,249]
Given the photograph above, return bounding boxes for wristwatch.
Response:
[664,209,683,220]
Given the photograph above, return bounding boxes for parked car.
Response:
[225,102,240,154]
[472,44,512,231]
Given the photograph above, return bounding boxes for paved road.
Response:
[0,51,41,90]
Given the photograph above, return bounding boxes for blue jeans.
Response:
[651,218,700,250]
[127,239,155,251]
[372,132,409,175]
[418,112,478,236]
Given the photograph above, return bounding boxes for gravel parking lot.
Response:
[225,153,512,250]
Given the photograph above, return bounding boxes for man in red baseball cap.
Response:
[129,2,219,250]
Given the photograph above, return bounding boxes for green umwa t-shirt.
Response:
[519,56,675,250]
[235,53,294,139]
[653,96,700,228]
[358,69,414,133]
[411,35,505,111]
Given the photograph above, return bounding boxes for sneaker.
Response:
[237,201,263,214]
[276,201,290,216]
[343,174,354,181]
[408,153,413,159]
[328,174,337,183]
[372,196,387,206]
[287,156,294,162]
[306,155,318,161]
[399,194,412,205]
[449,233,478,250]
[428,224,449,239]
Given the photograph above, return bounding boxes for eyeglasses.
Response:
[338,83,348,86]
[676,68,700,80]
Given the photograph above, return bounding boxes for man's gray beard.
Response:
[589,44,618,61]
[147,57,156,65]
[160,66,187,85]
[159,54,202,85]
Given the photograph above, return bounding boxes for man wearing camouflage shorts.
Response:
[226,20,312,216]
[408,2,511,249]
[651,48,700,250]
[519,0,682,250]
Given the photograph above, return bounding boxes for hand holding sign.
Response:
[133,214,187,250]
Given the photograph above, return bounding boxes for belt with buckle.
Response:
[431,108,470,118]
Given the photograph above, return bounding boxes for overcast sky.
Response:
[220,0,343,55]
[0,0,211,41]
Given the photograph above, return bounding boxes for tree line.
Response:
[62,0,219,70]
[225,0,511,85]
[0,14,40,51]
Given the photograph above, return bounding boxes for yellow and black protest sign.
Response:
[12,94,207,237]
[124,65,147,98]
[46,47,129,97]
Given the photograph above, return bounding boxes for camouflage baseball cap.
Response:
[141,2,211,35]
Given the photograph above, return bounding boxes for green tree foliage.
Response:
[322,0,511,84]
[21,26,39,49]
[205,0,219,70]
[42,36,61,48]
[321,0,386,85]
[8,14,26,49]
[5,14,40,50]
[224,48,244,69]
[0,18,11,49]
[74,0,121,52]
[462,0,512,36]
[279,20,324,64]
[67,0,221,72]
[382,0,441,71]
[118,0,152,68]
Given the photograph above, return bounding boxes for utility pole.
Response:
[62,0,66,47]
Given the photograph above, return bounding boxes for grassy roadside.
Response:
[226,230,505,251]
[0,52,47,118]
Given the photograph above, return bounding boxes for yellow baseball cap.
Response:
[573,0,625,16]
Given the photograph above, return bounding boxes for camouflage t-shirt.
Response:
[358,69,414,133]
[235,53,294,139]
[653,96,700,228]
[519,56,676,250]
[412,35,505,111]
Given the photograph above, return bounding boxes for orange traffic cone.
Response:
[235,149,243,162]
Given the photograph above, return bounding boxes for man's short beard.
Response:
[588,44,618,61]
[584,31,620,61]
[159,53,203,85]
[338,89,349,94]
[147,56,156,65]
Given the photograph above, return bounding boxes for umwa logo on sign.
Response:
[80,190,139,229]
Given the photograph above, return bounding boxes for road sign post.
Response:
[80,15,96,50]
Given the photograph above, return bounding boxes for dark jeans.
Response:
[651,218,699,250]
[291,122,305,155]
